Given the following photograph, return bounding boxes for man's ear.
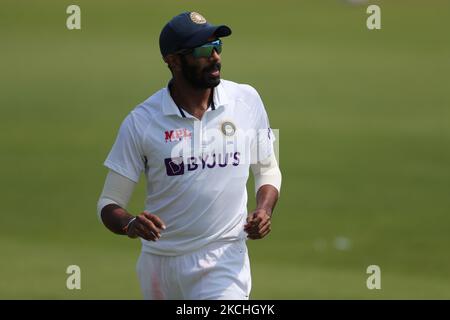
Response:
[164,54,181,72]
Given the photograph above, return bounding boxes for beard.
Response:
[180,56,221,89]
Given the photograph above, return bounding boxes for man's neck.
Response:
[169,78,213,120]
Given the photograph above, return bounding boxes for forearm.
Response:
[251,153,282,216]
[97,170,137,235]
[245,184,279,239]
[256,184,279,217]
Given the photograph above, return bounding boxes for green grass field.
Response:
[1,0,449,299]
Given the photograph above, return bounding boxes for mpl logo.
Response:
[165,128,192,142]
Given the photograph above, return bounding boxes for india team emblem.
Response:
[190,12,206,24]
[221,121,236,137]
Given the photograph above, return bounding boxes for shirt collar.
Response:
[162,80,229,118]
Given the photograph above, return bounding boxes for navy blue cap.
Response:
[159,12,232,57]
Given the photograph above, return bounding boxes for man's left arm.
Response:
[245,153,282,239]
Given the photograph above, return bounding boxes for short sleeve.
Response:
[250,89,275,164]
[104,113,146,183]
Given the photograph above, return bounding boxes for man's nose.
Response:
[210,49,221,61]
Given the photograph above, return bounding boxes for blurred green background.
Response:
[1,0,449,299]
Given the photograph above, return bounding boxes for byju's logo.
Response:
[164,152,240,176]
[164,157,185,176]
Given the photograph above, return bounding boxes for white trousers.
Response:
[136,239,251,300]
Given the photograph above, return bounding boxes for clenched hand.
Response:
[127,211,166,241]
[244,209,272,240]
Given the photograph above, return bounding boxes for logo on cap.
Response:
[190,12,206,24]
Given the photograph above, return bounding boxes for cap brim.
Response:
[184,25,232,49]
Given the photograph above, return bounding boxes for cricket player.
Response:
[97,11,282,300]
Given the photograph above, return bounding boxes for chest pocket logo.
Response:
[221,121,236,137]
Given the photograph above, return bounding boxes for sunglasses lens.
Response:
[192,41,222,58]
[193,46,214,58]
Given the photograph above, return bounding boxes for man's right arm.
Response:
[100,204,135,235]
[97,170,165,241]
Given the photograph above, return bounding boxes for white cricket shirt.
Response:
[104,79,275,256]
